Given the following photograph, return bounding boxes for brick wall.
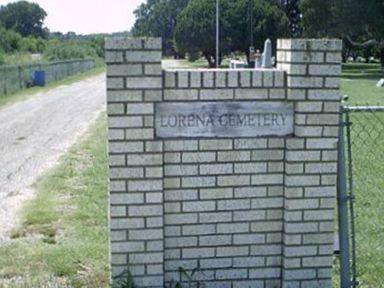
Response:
[106,37,342,288]
[277,39,342,288]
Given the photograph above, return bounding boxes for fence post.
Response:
[338,109,352,288]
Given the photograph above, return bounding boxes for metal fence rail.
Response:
[0,59,95,96]
[338,105,384,288]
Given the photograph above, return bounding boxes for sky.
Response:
[0,0,145,34]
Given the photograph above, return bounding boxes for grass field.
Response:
[0,65,105,109]
[0,62,382,287]
[0,114,109,287]
[341,63,383,105]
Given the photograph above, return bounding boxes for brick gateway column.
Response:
[106,38,342,288]
[277,39,342,287]
[106,38,164,287]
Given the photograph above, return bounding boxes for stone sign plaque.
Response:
[155,101,294,138]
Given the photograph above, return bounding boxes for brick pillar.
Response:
[277,39,342,287]
[106,38,164,287]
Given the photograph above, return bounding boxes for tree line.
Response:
[132,0,384,69]
[0,1,108,65]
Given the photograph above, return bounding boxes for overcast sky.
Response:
[0,0,145,34]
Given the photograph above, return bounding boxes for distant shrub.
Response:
[20,36,47,53]
[44,41,99,61]
[0,25,22,52]
[187,51,200,62]
[0,50,5,64]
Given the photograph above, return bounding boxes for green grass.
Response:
[341,63,384,105]
[0,114,109,287]
[333,63,384,287]
[332,111,384,288]
[0,65,105,109]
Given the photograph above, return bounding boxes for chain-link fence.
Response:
[338,106,384,287]
[0,59,95,96]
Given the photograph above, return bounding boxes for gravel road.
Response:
[0,74,106,243]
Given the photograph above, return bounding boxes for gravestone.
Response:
[106,37,342,288]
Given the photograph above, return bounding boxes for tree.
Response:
[174,0,234,67]
[0,1,48,38]
[174,0,289,67]
[280,0,302,37]
[0,24,22,53]
[300,0,338,38]
[230,0,289,61]
[132,0,189,57]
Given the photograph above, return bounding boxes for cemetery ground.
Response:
[0,62,383,287]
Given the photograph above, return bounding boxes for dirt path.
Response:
[0,74,106,243]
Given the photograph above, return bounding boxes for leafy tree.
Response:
[132,0,189,57]
[0,24,22,52]
[174,0,234,67]
[280,0,302,37]
[230,0,289,61]
[300,0,338,38]
[175,0,289,67]
[0,1,48,38]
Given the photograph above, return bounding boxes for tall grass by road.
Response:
[0,114,109,287]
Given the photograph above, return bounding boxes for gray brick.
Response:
[107,77,124,89]
[218,175,251,187]
[235,88,268,99]
[218,151,250,162]
[182,201,216,212]
[251,174,283,185]
[251,221,282,232]
[200,163,233,175]
[108,116,142,128]
[126,77,162,89]
[200,139,232,150]
[199,212,232,223]
[216,246,249,257]
[182,176,216,188]
[182,152,216,163]
[200,187,233,199]
[109,142,143,153]
[182,224,215,235]
[217,223,249,234]
[234,163,267,174]
[110,167,143,179]
[165,213,197,225]
[164,89,198,100]
[200,89,233,100]
[128,205,163,216]
[128,180,162,191]
[130,228,163,240]
[164,164,198,176]
[126,51,161,62]
[108,90,142,102]
[249,267,280,279]
[234,210,265,221]
[183,247,215,258]
[234,234,265,245]
[199,235,231,246]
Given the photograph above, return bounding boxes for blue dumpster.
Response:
[34,70,46,86]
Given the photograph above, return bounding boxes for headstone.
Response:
[262,38,273,68]
[255,49,262,68]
